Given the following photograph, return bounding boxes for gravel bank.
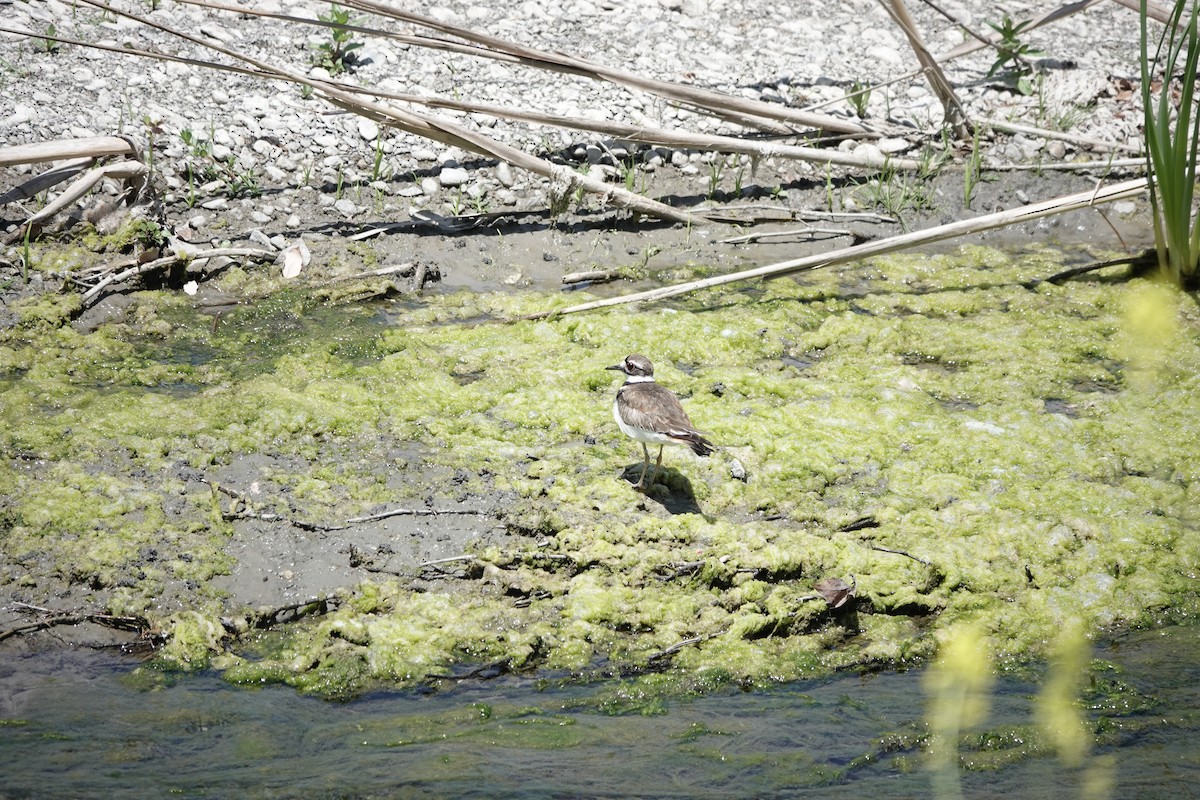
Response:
[0,0,1152,241]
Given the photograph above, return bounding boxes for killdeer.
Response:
[606,354,714,490]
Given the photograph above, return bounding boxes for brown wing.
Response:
[618,383,714,456]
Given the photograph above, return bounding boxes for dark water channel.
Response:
[2,626,1198,799]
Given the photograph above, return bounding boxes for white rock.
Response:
[877,137,912,154]
[334,198,357,216]
[439,166,470,186]
[357,118,380,141]
[420,176,441,195]
[496,161,515,187]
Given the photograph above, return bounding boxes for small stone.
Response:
[250,210,272,224]
[877,137,912,154]
[1113,200,1137,216]
[420,176,441,195]
[1046,140,1067,159]
[439,166,470,186]
[496,161,515,187]
[729,458,747,482]
[286,214,301,228]
[248,228,274,249]
[334,198,357,216]
[358,118,379,141]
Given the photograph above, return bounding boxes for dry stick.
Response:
[328,92,919,172]
[990,157,1145,171]
[938,0,1107,62]
[338,0,872,137]
[4,24,908,175]
[74,0,706,227]
[978,116,1141,155]
[175,0,862,137]
[16,161,147,230]
[878,0,970,136]
[561,268,623,285]
[871,545,932,565]
[0,610,152,642]
[522,177,1148,319]
[0,136,137,167]
[720,227,855,244]
[0,157,93,204]
[345,507,483,524]
[1108,0,1182,26]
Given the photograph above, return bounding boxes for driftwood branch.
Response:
[0,603,155,643]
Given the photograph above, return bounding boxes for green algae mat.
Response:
[1,245,1198,698]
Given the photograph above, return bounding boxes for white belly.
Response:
[613,399,679,446]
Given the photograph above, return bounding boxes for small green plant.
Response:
[963,127,983,209]
[853,160,932,226]
[178,128,261,199]
[985,14,1044,95]
[1141,0,1200,289]
[312,4,363,76]
[40,24,59,54]
[846,79,871,118]
[621,158,638,192]
[300,84,314,100]
[371,136,387,182]
[706,157,726,200]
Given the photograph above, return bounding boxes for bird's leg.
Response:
[648,445,664,486]
[633,442,651,489]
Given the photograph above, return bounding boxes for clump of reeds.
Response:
[1140,0,1200,289]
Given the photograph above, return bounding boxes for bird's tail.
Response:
[687,434,715,457]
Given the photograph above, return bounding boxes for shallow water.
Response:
[2,625,1198,799]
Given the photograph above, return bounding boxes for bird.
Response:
[606,354,714,490]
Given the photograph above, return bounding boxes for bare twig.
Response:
[719,227,855,244]
[871,545,932,565]
[0,607,154,643]
[978,116,1142,155]
[346,507,483,524]
[561,268,625,285]
[79,246,273,306]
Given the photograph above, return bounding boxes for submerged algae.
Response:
[2,244,1199,700]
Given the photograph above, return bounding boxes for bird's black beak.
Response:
[605,363,622,371]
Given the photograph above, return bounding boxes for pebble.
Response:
[495,161,515,187]
[333,198,357,216]
[420,176,441,195]
[358,118,380,141]
[439,166,470,186]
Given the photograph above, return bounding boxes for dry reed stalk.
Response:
[337,0,873,137]
[878,0,971,136]
[523,177,1148,319]
[73,0,708,226]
